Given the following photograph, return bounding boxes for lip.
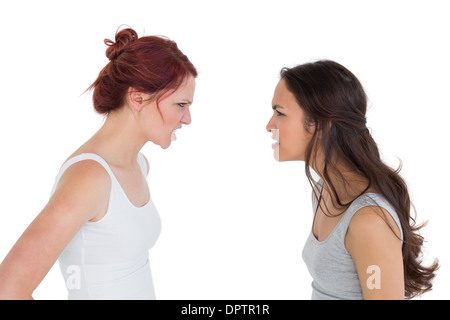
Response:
[271,129,279,139]
[171,129,178,141]
[271,137,279,149]
[270,130,279,148]
[171,125,182,142]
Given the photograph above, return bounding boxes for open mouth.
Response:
[271,129,279,149]
[171,130,178,141]
[171,126,182,141]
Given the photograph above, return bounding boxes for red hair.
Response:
[87,27,198,114]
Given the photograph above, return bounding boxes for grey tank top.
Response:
[302,180,403,300]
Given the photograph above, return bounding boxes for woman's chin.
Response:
[160,141,171,150]
[159,136,174,149]
[273,149,280,162]
[150,137,171,150]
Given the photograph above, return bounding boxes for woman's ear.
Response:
[314,121,331,139]
[126,87,145,112]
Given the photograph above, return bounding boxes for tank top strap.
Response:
[50,153,116,197]
[136,152,148,177]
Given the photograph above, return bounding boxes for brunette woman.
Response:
[266,60,438,299]
[0,27,197,299]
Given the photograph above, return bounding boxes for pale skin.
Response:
[0,75,196,299]
[266,78,404,300]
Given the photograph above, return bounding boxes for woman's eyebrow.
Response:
[272,104,285,110]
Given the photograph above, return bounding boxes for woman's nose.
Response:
[266,115,275,132]
[181,107,191,125]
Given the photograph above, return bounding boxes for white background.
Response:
[0,0,448,299]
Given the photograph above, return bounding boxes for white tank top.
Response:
[50,153,161,300]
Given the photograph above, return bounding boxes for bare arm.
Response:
[0,160,110,299]
[345,206,404,300]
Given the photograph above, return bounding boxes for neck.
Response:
[310,148,372,205]
[89,108,146,168]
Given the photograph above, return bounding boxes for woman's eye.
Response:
[177,103,186,108]
[276,110,285,116]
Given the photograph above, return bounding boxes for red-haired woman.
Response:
[0,27,197,299]
[266,60,438,299]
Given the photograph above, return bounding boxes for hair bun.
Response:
[104,27,138,61]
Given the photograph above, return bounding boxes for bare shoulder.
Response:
[56,159,111,193]
[53,159,111,220]
[345,205,403,269]
[347,206,402,244]
[0,158,112,298]
[345,206,404,299]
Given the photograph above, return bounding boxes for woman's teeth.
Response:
[171,130,177,141]
[271,129,279,148]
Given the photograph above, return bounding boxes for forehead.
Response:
[272,78,298,108]
[172,75,196,99]
[158,75,196,103]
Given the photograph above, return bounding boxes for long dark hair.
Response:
[280,60,438,299]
